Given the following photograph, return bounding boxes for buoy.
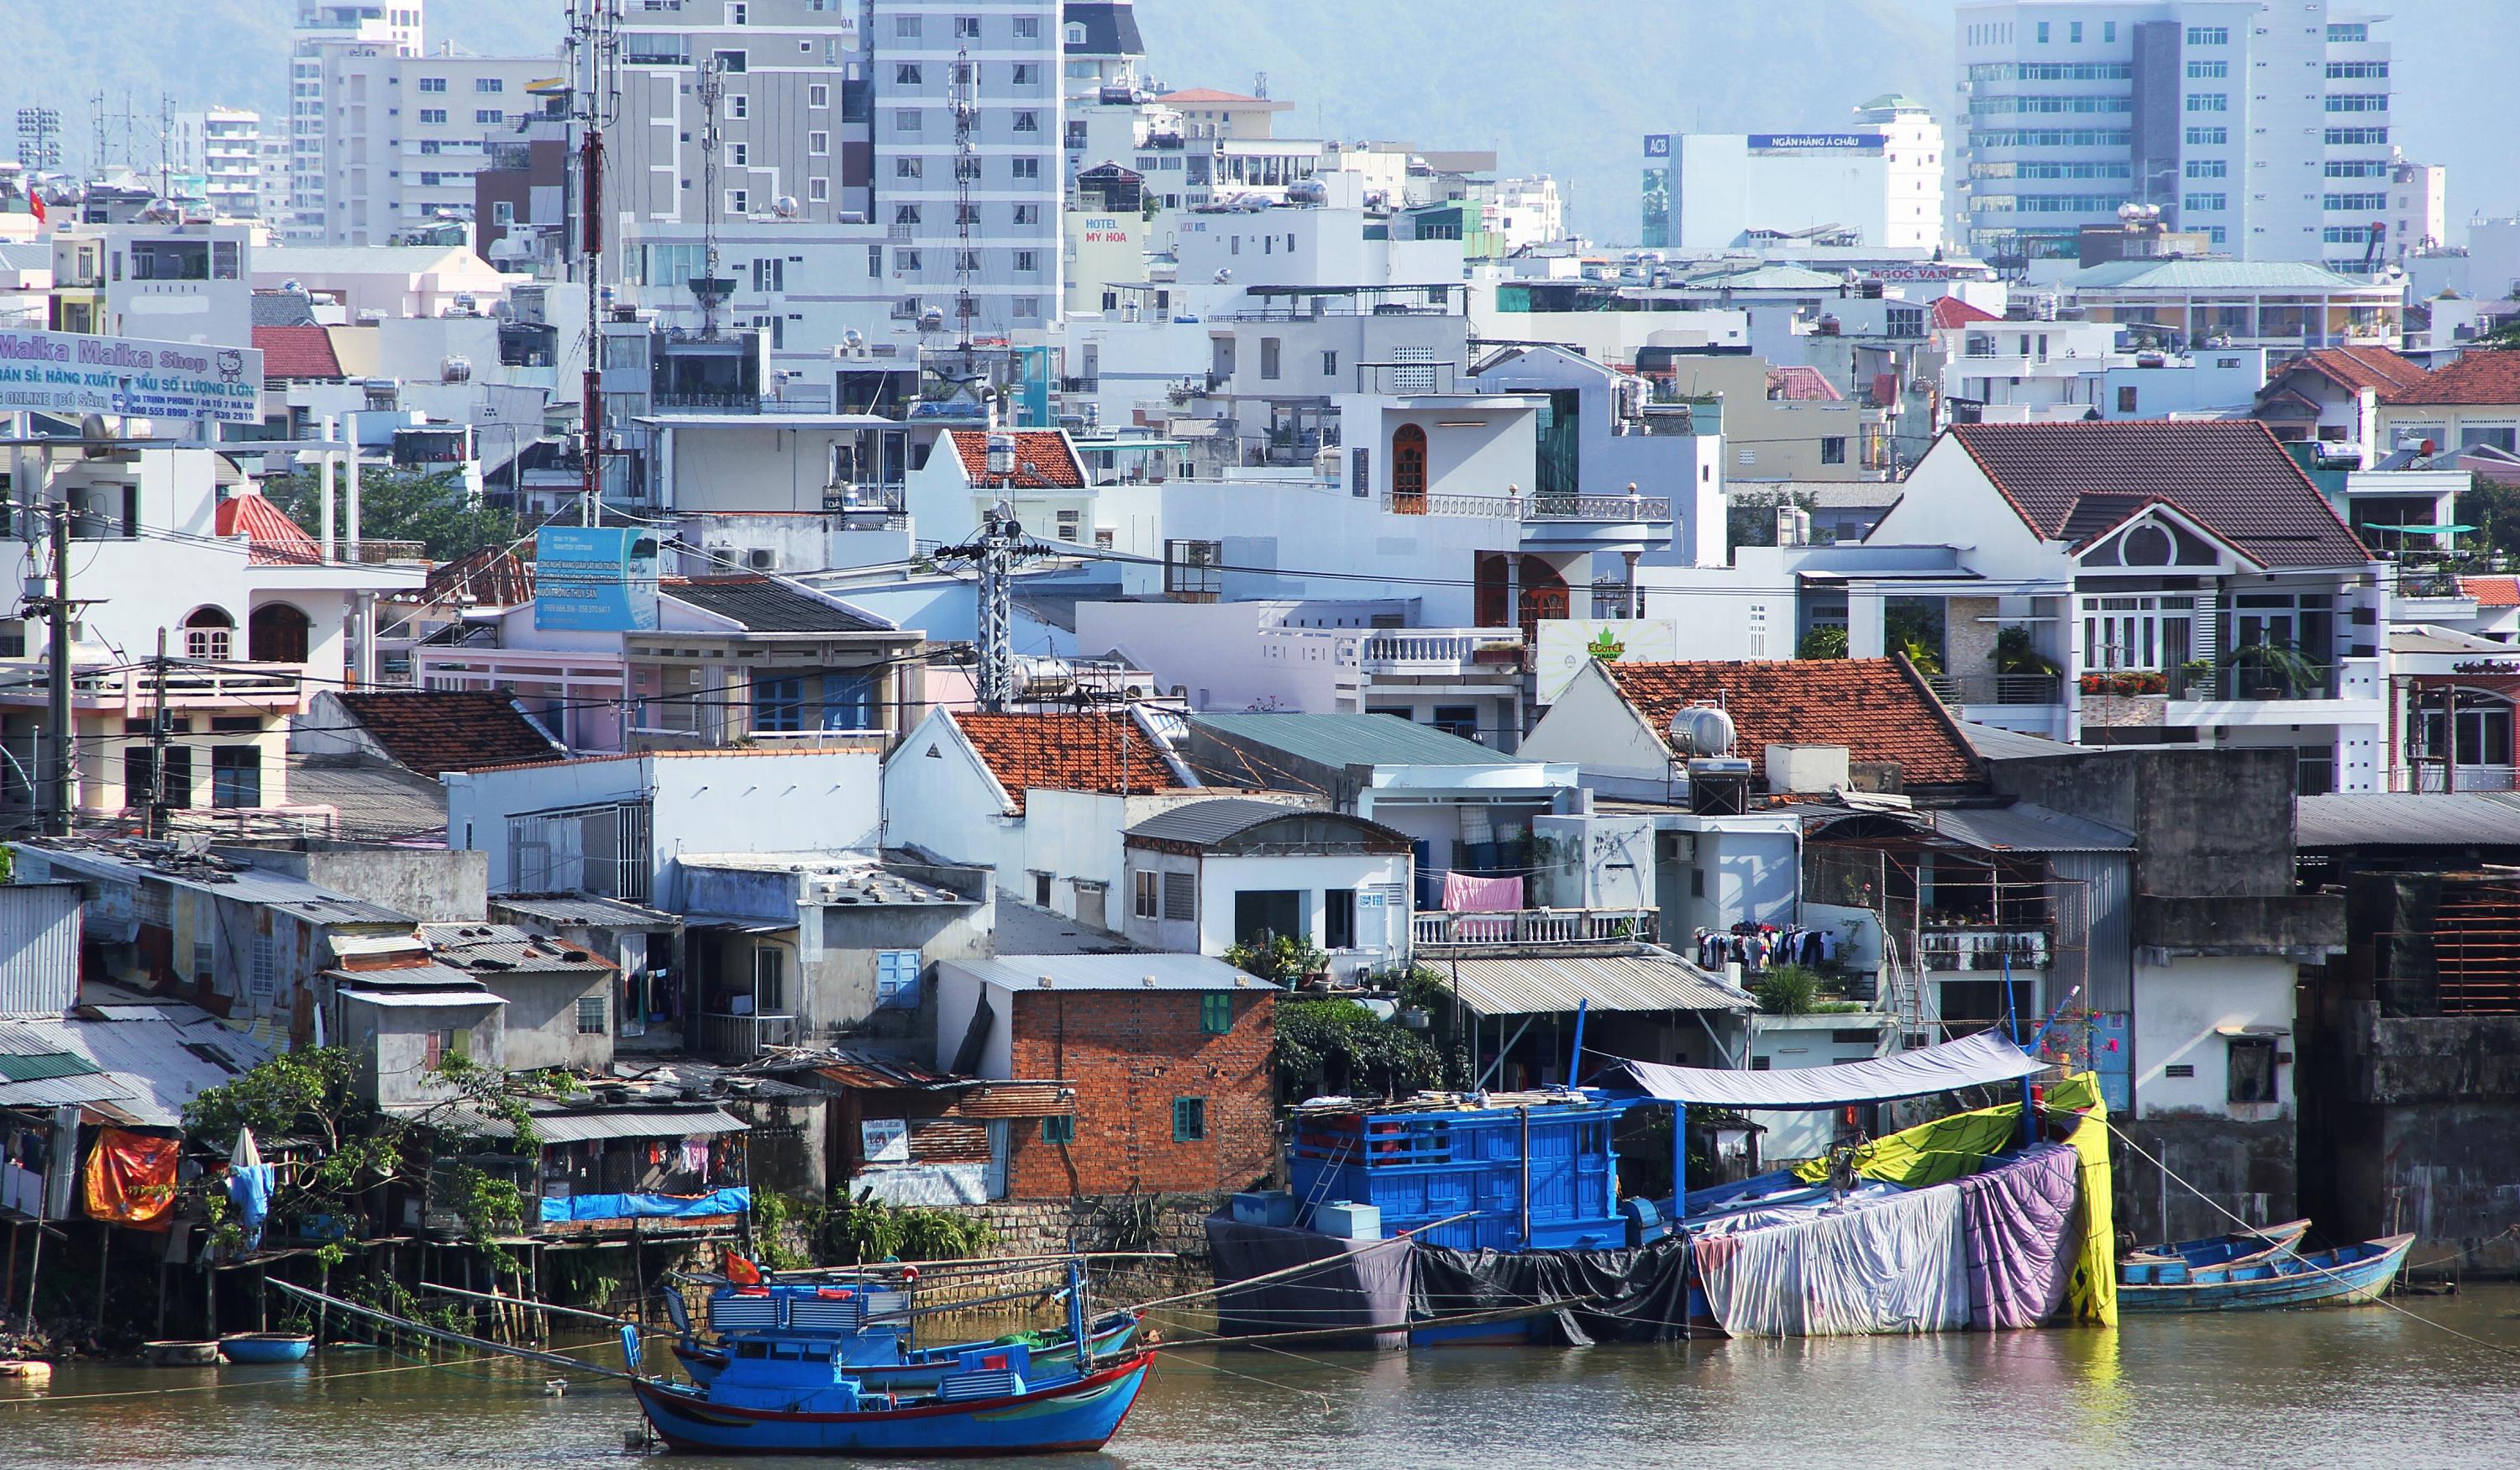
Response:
[545,1376,570,1397]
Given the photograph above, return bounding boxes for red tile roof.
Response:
[333,690,566,776]
[1929,296,2003,328]
[2286,345,2429,396]
[1766,365,1843,402]
[2463,575,2520,607]
[252,324,344,381]
[422,547,534,607]
[213,491,323,565]
[948,429,1086,490]
[1604,659,1982,790]
[1947,420,2369,570]
[2384,349,2520,407]
[953,711,1180,814]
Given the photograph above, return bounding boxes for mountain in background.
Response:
[12,0,2512,243]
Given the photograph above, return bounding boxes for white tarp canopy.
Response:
[1609,1029,2041,1110]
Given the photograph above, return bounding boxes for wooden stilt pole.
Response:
[316,1261,329,1348]
[631,1238,646,1329]
[258,1265,268,1332]
[155,1262,168,1338]
[92,1224,110,1334]
[3,1221,18,1333]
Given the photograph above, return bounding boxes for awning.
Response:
[2360,523,2478,534]
[680,915,794,934]
[1607,1028,2042,1110]
[339,989,508,1009]
[1443,953,1753,1016]
[528,1106,750,1144]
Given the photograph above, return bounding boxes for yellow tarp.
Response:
[1789,1073,2117,1326]
[82,1126,180,1231]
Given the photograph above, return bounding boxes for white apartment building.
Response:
[1956,1,2397,270]
[1476,176,1567,255]
[606,0,1064,348]
[2389,150,2445,258]
[1644,96,1945,252]
[259,138,295,225]
[319,45,560,247]
[287,3,428,243]
[170,108,266,221]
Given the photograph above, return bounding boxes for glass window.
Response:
[752,675,804,732]
[1200,992,1232,1035]
[210,746,261,809]
[1172,1096,1206,1142]
[1042,1114,1074,1144]
[576,995,607,1033]
[1324,889,1357,950]
[1134,870,1159,919]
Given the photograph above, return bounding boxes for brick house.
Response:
[932,954,1277,1200]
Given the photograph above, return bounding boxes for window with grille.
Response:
[1163,872,1196,921]
[250,935,276,999]
[576,995,607,1034]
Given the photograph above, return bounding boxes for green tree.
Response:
[264,467,520,561]
[1796,626,1849,659]
[1273,997,1443,1100]
[1727,487,1823,554]
[2455,474,2520,560]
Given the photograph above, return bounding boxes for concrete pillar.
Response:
[318,415,336,561]
[354,591,376,689]
[345,444,361,558]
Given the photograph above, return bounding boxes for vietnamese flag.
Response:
[28,193,45,225]
[723,1249,764,1286]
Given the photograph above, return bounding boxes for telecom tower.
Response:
[692,58,731,338]
[564,0,622,528]
[948,46,979,376]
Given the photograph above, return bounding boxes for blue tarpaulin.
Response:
[538,1187,752,1224]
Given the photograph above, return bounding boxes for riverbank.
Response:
[4,1286,2518,1468]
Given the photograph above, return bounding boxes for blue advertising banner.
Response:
[1748,132,1884,153]
[1642,133,1672,159]
[534,526,662,631]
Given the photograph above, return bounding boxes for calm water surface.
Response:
[7,1287,2519,1469]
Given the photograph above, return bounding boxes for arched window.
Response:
[1390,424,1428,514]
[248,603,312,664]
[183,606,234,661]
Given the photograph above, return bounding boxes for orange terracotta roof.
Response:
[422,547,533,606]
[2463,575,2520,607]
[1767,365,1843,402]
[1929,297,2003,328]
[251,324,344,381]
[948,429,1085,490]
[953,711,1181,814]
[2385,349,2520,407]
[333,690,565,776]
[213,491,323,565]
[1604,659,1982,790]
[2287,345,2429,395]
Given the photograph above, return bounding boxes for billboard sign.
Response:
[1642,134,1672,160]
[534,526,662,632]
[1536,618,1682,704]
[1748,132,1884,154]
[0,328,261,423]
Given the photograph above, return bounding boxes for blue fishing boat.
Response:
[2117,1219,2309,1282]
[2119,1232,2414,1313]
[669,1307,1141,1390]
[217,1332,313,1364]
[631,1263,1154,1456]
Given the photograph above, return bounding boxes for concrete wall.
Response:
[247,843,489,924]
[2130,955,2298,1117]
[2116,1114,2298,1246]
[481,971,612,1073]
[1989,746,2298,897]
[344,998,506,1108]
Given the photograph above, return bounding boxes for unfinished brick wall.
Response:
[1005,988,1277,1199]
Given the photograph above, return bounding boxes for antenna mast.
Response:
[696,58,727,338]
[567,0,622,528]
[949,45,979,375]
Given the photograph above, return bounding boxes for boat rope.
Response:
[1136,1310,1383,1378]
[267,1280,650,1381]
[0,1344,598,1410]
[1147,1347,1339,1409]
[1143,1294,1607,1352]
[2107,1121,2520,1360]
[2403,1224,2520,1275]
[1120,1209,1480,1314]
[413,1279,638,1330]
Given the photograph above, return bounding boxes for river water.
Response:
[7,1288,2518,1469]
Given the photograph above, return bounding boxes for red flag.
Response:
[28,193,45,225]
[723,1249,763,1286]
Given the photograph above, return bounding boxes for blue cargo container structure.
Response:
[1287,1091,1646,1252]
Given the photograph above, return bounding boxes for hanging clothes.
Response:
[680,1136,711,1182]
[1441,871,1525,913]
[84,1128,181,1230]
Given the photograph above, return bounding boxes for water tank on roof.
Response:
[985,432,1017,476]
[1668,705,1735,759]
[440,354,471,383]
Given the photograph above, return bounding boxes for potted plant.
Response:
[2176,658,2216,698]
[2231,642,2323,701]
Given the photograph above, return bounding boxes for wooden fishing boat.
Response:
[669,1310,1141,1390]
[140,1340,222,1368]
[0,1358,52,1385]
[2118,1232,2414,1313]
[218,1332,314,1364]
[2117,1219,2310,1282]
[630,1350,1154,1457]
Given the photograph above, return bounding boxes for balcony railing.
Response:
[1361,630,1527,675]
[1412,908,1658,952]
[1,661,308,711]
[1915,926,2051,973]
[1384,491,1672,522]
[699,1011,801,1059]
[823,482,906,514]
[1925,673,2063,706]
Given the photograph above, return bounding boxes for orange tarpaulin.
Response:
[83,1128,180,1230]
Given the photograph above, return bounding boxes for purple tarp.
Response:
[1956,1142,2079,1330]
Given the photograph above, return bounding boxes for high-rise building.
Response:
[318,45,559,246]
[1642,96,1945,252]
[169,108,265,220]
[2389,150,2445,259]
[1956,2,2397,270]
[288,3,428,242]
[604,0,1063,360]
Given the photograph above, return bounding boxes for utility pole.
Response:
[949,46,979,378]
[43,496,73,836]
[929,502,1048,713]
[146,628,170,839]
[567,0,621,528]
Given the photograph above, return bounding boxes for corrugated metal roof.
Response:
[1930,803,2132,854]
[2296,793,2520,848]
[528,1105,750,1143]
[341,989,510,1009]
[946,1083,1074,1119]
[1443,952,1755,1017]
[943,953,1268,992]
[0,1071,136,1110]
[0,1010,272,1126]
[17,845,416,926]
[420,924,617,975]
[491,894,682,929]
[1191,713,1524,769]
[1122,796,1330,847]
[1957,721,2092,763]
[2069,259,2372,291]
[0,1050,101,1082]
